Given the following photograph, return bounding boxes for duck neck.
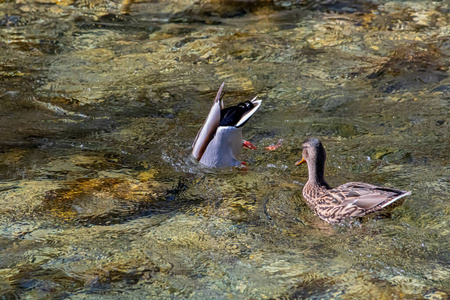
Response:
[307,159,330,189]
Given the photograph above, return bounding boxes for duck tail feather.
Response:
[381,191,411,208]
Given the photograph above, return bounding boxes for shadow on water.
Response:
[39,175,203,227]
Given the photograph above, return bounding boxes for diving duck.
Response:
[296,138,411,224]
[192,83,261,168]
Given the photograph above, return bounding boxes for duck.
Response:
[296,138,411,224]
[192,83,262,168]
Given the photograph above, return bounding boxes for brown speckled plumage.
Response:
[297,138,411,224]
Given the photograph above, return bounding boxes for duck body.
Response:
[199,126,243,168]
[303,181,410,224]
[192,83,261,169]
[297,138,411,224]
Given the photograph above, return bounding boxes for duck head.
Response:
[192,83,261,168]
[296,138,327,185]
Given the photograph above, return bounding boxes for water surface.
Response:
[0,0,449,298]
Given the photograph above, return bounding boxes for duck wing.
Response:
[315,182,410,223]
[332,182,410,210]
[192,83,225,161]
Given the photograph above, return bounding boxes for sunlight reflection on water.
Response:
[0,0,449,298]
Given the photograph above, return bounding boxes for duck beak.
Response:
[295,158,306,166]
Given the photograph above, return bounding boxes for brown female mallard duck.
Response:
[296,138,411,224]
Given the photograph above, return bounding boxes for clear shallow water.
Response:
[0,0,449,298]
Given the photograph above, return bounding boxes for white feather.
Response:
[199,126,243,168]
[380,191,411,208]
[192,83,225,160]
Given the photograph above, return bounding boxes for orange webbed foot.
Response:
[243,140,257,150]
[265,139,283,151]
